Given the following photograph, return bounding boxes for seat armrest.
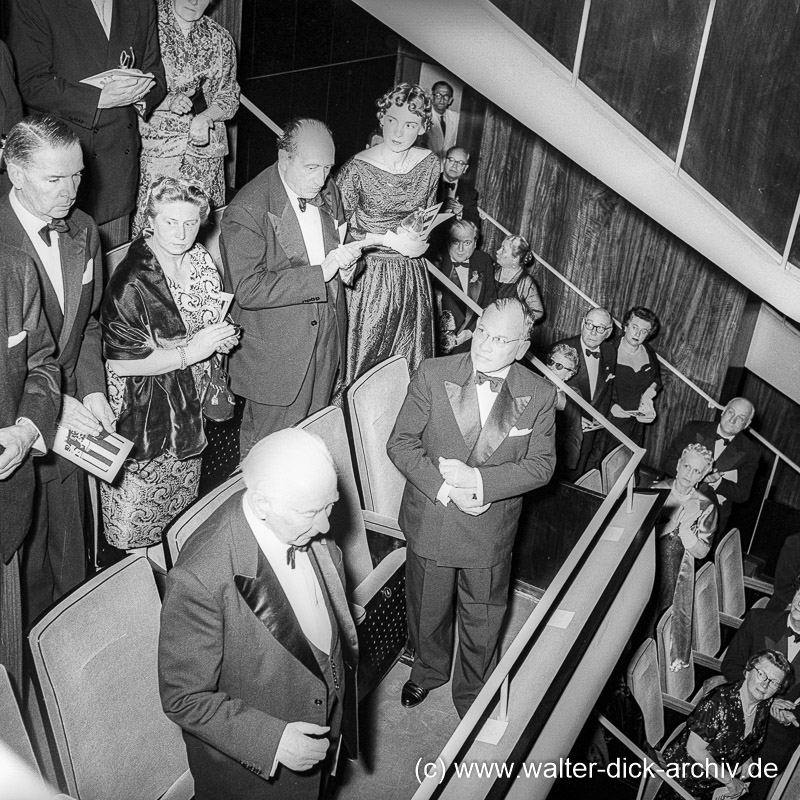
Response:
[361,510,406,541]
[662,694,695,714]
[693,651,722,672]
[349,548,406,608]
[719,612,742,630]
[743,576,773,595]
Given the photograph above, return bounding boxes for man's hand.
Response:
[83,392,116,433]
[167,91,193,115]
[275,722,330,772]
[59,394,103,436]
[443,198,464,219]
[438,457,476,489]
[97,73,155,109]
[321,244,360,282]
[0,423,37,480]
[704,470,722,488]
[449,486,490,516]
[770,699,799,727]
[723,777,748,798]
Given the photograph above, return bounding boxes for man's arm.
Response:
[719,611,759,683]
[716,439,758,504]
[137,0,167,118]
[768,534,800,610]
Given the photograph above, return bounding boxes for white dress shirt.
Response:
[279,174,327,268]
[582,344,600,399]
[9,191,65,311]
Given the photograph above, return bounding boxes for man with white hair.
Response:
[159,428,358,800]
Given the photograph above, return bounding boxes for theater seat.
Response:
[27,556,193,800]
[574,468,602,493]
[600,444,631,494]
[715,528,773,619]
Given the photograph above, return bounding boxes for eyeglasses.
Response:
[753,666,782,690]
[583,319,612,335]
[445,157,468,168]
[432,92,452,100]
[451,238,475,248]
[475,325,526,348]
[546,358,573,372]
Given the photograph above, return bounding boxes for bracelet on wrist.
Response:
[177,345,187,370]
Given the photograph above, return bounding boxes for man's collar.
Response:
[9,189,50,227]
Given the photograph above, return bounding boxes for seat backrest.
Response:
[601,444,631,494]
[656,607,696,701]
[626,639,664,747]
[0,665,39,779]
[693,562,721,657]
[296,406,373,589]
[346,355,409,519]
[28,556,189,800]
[715,528,746,618]
[574,468,603,493]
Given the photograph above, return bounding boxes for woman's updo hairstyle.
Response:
[376,83,432,133]
[504,234,535,269]
[144,175,211,227]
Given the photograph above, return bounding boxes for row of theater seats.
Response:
[1,356,415,800]
[573,444,632,495]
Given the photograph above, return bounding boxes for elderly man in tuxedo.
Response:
[388,297,556,717]
[9,0,166,248]
[437,146,479,227]
[159,428,358,800]
[551,306,616,478]
[221,118,365,456]
[0,243,60,688]
[0,117,113,626]
[663,397,758,532]
[721,576,800,800]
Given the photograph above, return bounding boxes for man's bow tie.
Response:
[716,435,733,445]
[297,194,324,212]
[475,371,504,393]
[444,181,456,192]
[286,544,309,569]
[787,627,800,645]
[38,219,68,246]
[585,348,599,359]
[453,261,469,268]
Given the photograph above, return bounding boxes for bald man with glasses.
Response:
[436,146,479,226]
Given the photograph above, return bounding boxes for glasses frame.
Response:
[474,325,527,348]
[583,319,613,335]
[445,157,469,168]
[752,666,782,690]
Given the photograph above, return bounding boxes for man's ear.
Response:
[6,161,23,190]
[277,149,289,171]
[514,339,530,361]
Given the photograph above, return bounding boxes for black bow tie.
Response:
[453,261,469,268]
[787,627,800,645]
[297,194,324,212]
[585,348,599,359]
[444,180,456,192]
[38,219,68,246]
[286,544,309,569]
[475,371,503,393]
[716,435,733,445]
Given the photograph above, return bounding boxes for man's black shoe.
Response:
[401,680,429,708]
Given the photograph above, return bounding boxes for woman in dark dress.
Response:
[493,234,544,321]
[660,650,792,800]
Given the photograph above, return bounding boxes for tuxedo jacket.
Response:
[221,164,348,407]
[437,249,497,347]
[0,243,60,561]
[769,533,800,611]
[388,354,557,569]
[159,491,359,800]
[436,175,480,227]
[553,335,616,414]
[9,0,167,223]
[662,420,759,506]
[0,197,106,481]
[424,109,458,158]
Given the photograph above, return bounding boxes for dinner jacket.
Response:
[424,109,458,159]
[159,491,359,800]
[0,41,22,196]
[0,244,60,562]
[436,175,480,227]
[387,353,557,569]
[8,0,167,223]
[0,196,105,483]
[220,163,348,406]
[437,249,497,353]
[553,335,616,414]
[768,533,800,611]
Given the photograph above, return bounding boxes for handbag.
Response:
[200,354,236,422]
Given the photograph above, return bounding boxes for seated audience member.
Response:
[721,576,800,800]
[388,297,557,717]
[551,307,616,478]
[0,243,60,688]
[100,177,238,555]
[661,649,792,800]
[132,0,240,234]
[436,219,496,354]
[768,533,800,610]
[649,443,719,670]
[437,146,479,226]
[544,343,582,475]
[663,397,758,533]
[493,234,544,320]
[424,80,457,158]
[1,116,112,626]
[609,306,661,448]
[159,428,358,800]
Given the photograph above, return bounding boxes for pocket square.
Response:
[509,426,532,437]
[81,258,94,285]
[7,330,27,347]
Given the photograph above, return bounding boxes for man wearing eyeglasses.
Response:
[437,146,479,226]
[424,81,458,159]
[721,576,800,799]
[388,297,556,717]
[551,307,617,478]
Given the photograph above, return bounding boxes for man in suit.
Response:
[159,428,358,800]
[551,306,616,478]
[221,118,364,455]
[388,297,557,717]
[0,40,23,195]
[1,116,114,626]
[437,146,480,227]
[768,533,800,611]
[721,577,800,799]
[662,397,758,532]
[425,81,458,159]
[9,0,166,248]
[0,242,60,689]
[436,219,496,355]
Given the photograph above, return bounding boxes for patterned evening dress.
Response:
[336,151,439,388]
[133,0,239,233]
[101,244,224,548]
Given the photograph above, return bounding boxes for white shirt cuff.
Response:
[473,468,484,505]
[436,481,452,506]
[16,417,46,455]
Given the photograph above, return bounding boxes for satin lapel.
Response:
[309,540,358,660]
[468,377,531,467]
[445,356,481,450]
[461,269,482,330]
[64,0,110,71]
[270,202,310,269]
[58,227,88,351]
[234,545,322,682]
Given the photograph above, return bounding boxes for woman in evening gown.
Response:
[336,83,440,387]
